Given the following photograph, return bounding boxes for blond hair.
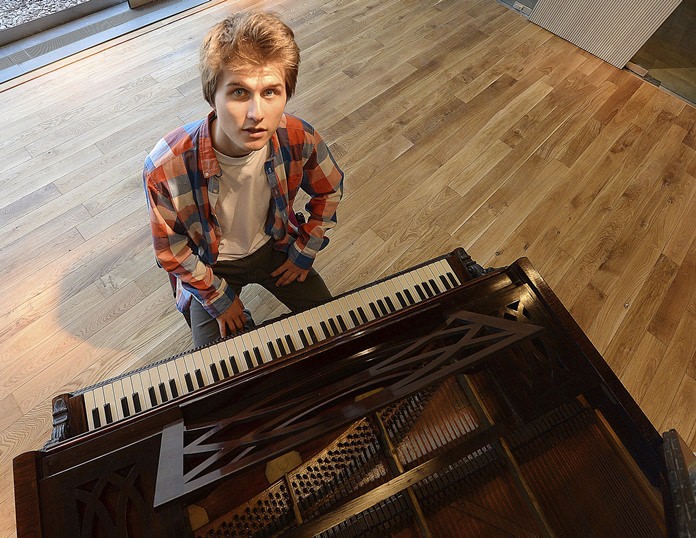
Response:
[199,11,300,106]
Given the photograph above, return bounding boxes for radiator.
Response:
[529,0,682,68]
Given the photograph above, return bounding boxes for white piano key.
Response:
[165,360,183,399]
[146,367,162,407]
[304,307,327,343]
[383,277,409,310]
[269,321,294,357]
[329,295,357,330]
[255,326,274,362]
[354,289,378,321]
[91,386,107,429]
[197,347,218,384]
[263,322,284,360]
[83,390,98,430]
[101,383,117,424]
[324,298,351,332]
[203,345,224,382]
[279,315,305,352]
[191,350,212,387]
[181,354,198,392]
[214,340,236,378]
[156,364,173,402]
[342,292,367,326]
[293,311,315,346]
[130,372,147,413]
[223,337,245,375]
[238,332,256,370]
[109,380,124,422]
[315,304,335,338]
[119,376,135,418]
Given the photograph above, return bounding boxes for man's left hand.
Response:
[271,258,310,286]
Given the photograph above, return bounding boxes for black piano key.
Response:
[384,297,396,312]
[104,403,114,424]
[447,272,458,287]
[357,307,369,323]
[376,299,388,315]
[285,335,296,352]
[184,373,195,392]
[320,321,331,338]
[276,337,287,355]
[349,310,360,326]
[429,278,441,293]
[120,397,130,418]
[253,347,263,366]
[219,360,231,378]
[92,408,101,428]
[369,302,380,317]
[210,363,221,382]
[395,292,407,308]
[421,281,434,297]
[440,274,452,290]
[230,356,240,375]
[158,383,168,402]
[195,369,205,388]
[243,350,254,369]
[169,379,179,398]
[299,329,309,347]
[267,342,278,360]
[133,393,142,414]
[148,387,157,407]
[308,326,320,344]
[406,288,418,303]
[330,317,341,333]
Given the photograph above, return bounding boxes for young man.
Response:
[143,12,344,348]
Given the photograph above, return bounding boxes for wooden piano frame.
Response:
[13,253,696,537]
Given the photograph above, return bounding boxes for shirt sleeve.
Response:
[143,168,235,317]
[287,129,344,269]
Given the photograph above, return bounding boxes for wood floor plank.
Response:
[640,309,696,429]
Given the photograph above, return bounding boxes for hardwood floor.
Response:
[1,0,695,535]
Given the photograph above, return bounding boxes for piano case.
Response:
[13,254,694,537]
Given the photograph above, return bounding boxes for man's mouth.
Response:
[244,127,265,133]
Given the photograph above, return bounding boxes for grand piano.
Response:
[12,249,696,537]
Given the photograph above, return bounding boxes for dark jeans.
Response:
[190,239,331,347]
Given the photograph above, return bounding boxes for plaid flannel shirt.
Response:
[143,111,344,317]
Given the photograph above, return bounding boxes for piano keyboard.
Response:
[80,258,462,431]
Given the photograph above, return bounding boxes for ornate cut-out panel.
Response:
[155,311,542,508]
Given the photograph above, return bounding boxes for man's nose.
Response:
[247,95,264,121]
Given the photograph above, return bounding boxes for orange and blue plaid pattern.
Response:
[143,111,343,317]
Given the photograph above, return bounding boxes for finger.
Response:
[276,274,292,287]
[296,271,307,282]
[218,320,228,339]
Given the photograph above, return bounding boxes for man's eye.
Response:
[231,88,246,97]
[264,89,278,97]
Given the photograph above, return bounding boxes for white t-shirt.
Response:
[214,146,272,261]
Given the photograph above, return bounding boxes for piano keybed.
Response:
[79,257,463,432]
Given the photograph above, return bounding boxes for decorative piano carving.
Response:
[154,310,542,509]
[12,252,695,537]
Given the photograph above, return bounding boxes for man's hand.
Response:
[271,258,310,287]
[216,295,246,338]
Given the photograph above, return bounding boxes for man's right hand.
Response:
[216,295,246,338]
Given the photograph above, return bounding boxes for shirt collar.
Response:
[201,110,284,178]
[200,110,221,178]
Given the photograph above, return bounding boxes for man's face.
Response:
[211,63,287,157]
